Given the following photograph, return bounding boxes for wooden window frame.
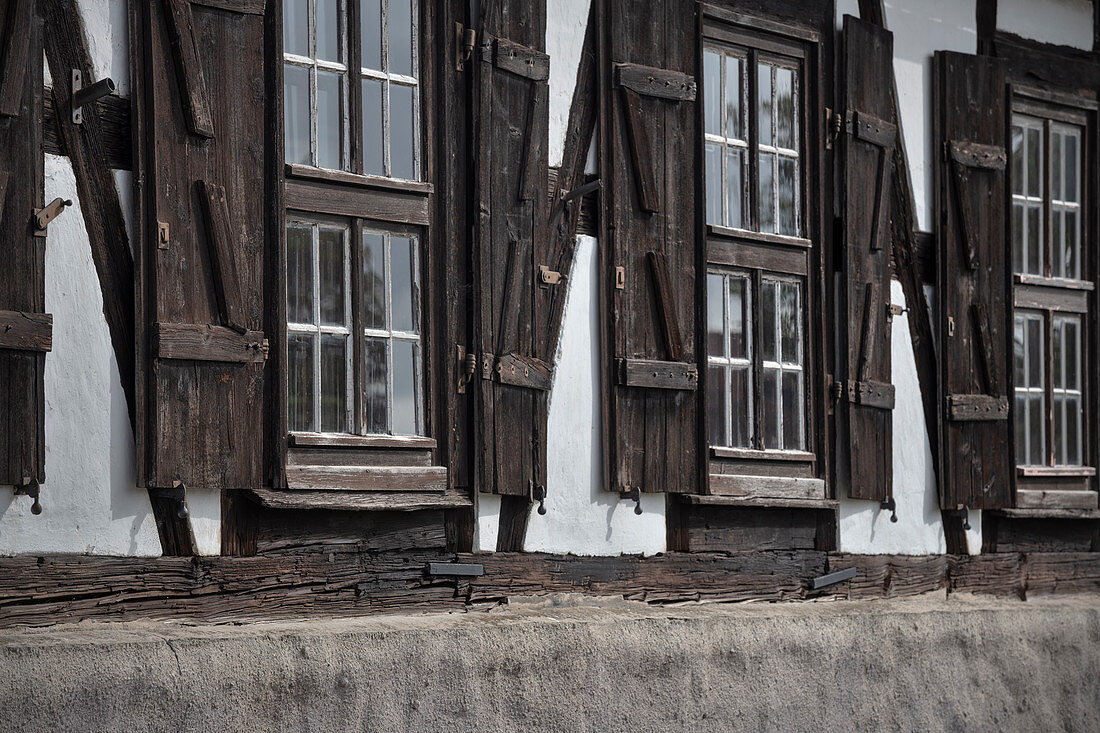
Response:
[1007,86,1098,505]
[273,0,445,494]
[699,9,827,499]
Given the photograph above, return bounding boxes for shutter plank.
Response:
[153,322,265,363]
[614,62,697,101]
[618,358,698,391]
[0,0,32,117]
[934,50,1011,510]
[646,251,684,361]
[197,180,249,333]
[163,0,215,138]
[619,88,659,213]
[840,17,895,501]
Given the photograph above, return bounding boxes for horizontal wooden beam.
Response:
[249,487,471,512]
[0,311,52,352]
[153,322,266,363]
[1016,489,1099,510]
[284,465,448,492]
[43,85,131,170]
[707,474,826,501]
[0,550,1095,628]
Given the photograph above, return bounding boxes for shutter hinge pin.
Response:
[456,346,477,393]
[454,24,478,71]
[879,495,898,523]
[825,108,843,150]
[71,69,117,125]
[169,480,189,520]
[958,504,971,531]
[614,266,626,290]
[886,303,906,322]
[14,476,42,515]
[531,482,547,515]
[33,198,72,235]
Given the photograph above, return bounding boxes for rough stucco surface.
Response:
[0,595,1097,732]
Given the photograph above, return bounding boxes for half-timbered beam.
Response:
[43,87,131,170]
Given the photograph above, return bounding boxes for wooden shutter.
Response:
[135,0,268,491]
[838,16,896,501]
[473,0,551,497]
[602,0,700,494]
[0,0,49,493]
[933,50,1012,510]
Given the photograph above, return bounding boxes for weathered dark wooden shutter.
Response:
[933,50,1011,510]
[473,0,551,497]
[838,16,896,501]
[603,0,700,494]
[135,0,268,491]
[0,0,49,500]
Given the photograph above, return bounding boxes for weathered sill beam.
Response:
[41,0,136,434]
[0,550,1095,629]
[43,85,132,170]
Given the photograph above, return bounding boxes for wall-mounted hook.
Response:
[960,505,971,531]
[15,476,42,515]
[880,496,898,523]
[532,483,547,515]
[621,487,643,515]
[34,197,72,233]
[170,480,189,519]
[71,70,117,124]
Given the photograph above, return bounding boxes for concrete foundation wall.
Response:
[1,595,1097,732]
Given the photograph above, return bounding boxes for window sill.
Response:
[682,494,836,510]
[1013,273,1094,291]
[1017,466,1096,478]
[286,163,433,195]
[711,446,815,462]
[250,487,471,512]
[1016,487,1098,511]
[707,224,811,249]
[289,432,437,450]
[992,506,1100,520]
[285,464,446,492]
[708,473,825,501]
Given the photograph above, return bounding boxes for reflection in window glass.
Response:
[362,0,421,180]
[761,277,804,450]
[1013,312,1045,466]
[702,48,747,229]
[1052,315,1083,465]
[286,221,351,433]
[283,0,348,171]
[707,271,752,449]
[757,62,799,236]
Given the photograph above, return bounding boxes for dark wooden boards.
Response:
[134,0,268,491]
[0,550,1095,628]
[0,0,46,488]
[43,88,131,170]
[838,16,896,502]
[602,0,700,495]
[933,51,1011,511]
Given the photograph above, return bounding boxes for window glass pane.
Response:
[1012,204,1024,274]
[391,340,420,435]
[761,279,776,362]
[1026,126,1041,197]
[320,334,348,432]
[706,273,724,357]
[362,79,384,175]
[705,143,721,225]
[316,70,343,170]
[1053,395,1065,464]
[725,56,741,141]
[1052,211,1063,277]
[1052,131,1062,201]
[703,50,720,136]
[1028,394,1044,465]
[1027,316,1043,389]
[318,228,346,326]
[1064,209,1078,280]
[775,67,794,150]
[707,365,727,446]
[287,333,315,431]
[362,0,383,70]
[363,337,388,433]
[1065,395,1081,465]
[1014,394,1027,466]
[315,0,341,63]
[389,0,415,77]
[1013,315,1025,388]
[762,369,779,448]
[1026,205,1041,275]
[286,224,313,324]
[1010,124,1023,196]
[730,367,750,448]
[283,0,309,57]
[1053,316,1064,391]
[390,236,418,333]
[726,148,743,229]
[782,371,803,450]
[779,281,799,363]
[390,83,417,180]
[361,232,386,330]
[729,276,747,360]
[778,157,796,237]
[759,153,775,233]
[1064,318,1079,389]
[283,64,310,165]
[757,65,772,146]
[1064,132,1078,202]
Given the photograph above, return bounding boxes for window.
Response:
[281,0,434,446]
[704,43,800,236]
[1008,99,1093,481]
[702,20,815,469]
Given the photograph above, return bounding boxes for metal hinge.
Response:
[456,345,477,393]
[825,107,843,150]
[454,23,478,71]
[886,303,906,322]
[33,197,72,235]
[538,265,564,287]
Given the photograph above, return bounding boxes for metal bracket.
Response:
[426,562,484,577]
[550,177,602,228]
[810,566,857,590]
[824,108,842,150]
[620,486,643,515]
[538,265,564,287]
[886,303,906,323]
[14,476,42,515]
[158,221,171,250]
[34,197,72,235]
[456,346,477,393]
[958,504,971,531]
[880,496,898,523]
[454,23,477,71]
[531,482,547,515]
[71,69,116,125]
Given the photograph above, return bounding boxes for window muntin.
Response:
[703,44,800,236]
[287,221,352,433]
[283,0,349,171]
[707,270,805,451]
[360,0,420,179]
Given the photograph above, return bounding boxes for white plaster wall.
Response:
[524,236,666,555]
[547,0,593,168]
[998,0,1093,50]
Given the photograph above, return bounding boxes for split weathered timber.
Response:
[0,551,1096,628]
[0,311,52,352]
[41,0,136,430]
[42,88,131,170]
